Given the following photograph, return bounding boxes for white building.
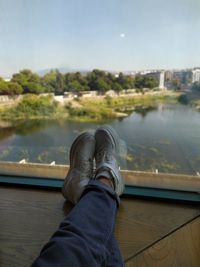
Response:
[192,69,200,83]
[159,71,165,90]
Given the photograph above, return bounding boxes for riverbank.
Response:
[0,91,180,124]
[66,91,179,122]
[177,91,200,110]
[192,99,200,110]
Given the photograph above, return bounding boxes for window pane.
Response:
[0,0,200,181]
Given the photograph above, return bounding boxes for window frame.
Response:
[0,161,200,202]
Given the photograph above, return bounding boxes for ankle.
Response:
[98,177,114,189]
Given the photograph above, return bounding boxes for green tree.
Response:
[94,78,110,92]
[42,70,57,92]
[116,73,134,89]
[144,77,158,89]
[112,82,123,93]
[73,72,89,91]
[135,76,144,89]
[172,79,181,90]
[42,69,66,94]
[135,75,158,89]
[7,82,23,95]
[86,70,112,92]
[192,82,200,92]
[68,80,83,92]
[63,72,89,92]
[23,82,46,94]
[107,73,115,86]
[11,69,46,94]
[0,78,8,95]
[55,70,65,95]
[116,72,126,88]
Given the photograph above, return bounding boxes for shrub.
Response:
[3,94,58,119]
[178,94,189,105]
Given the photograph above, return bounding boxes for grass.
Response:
[64,92,179,122]
[192,99,200,110]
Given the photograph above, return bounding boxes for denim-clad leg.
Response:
[105,235,124,267]
[31,180,124,267]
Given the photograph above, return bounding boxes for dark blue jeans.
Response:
[31,180,124,267]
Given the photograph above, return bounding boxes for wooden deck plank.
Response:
[0,185,200,267]
[116,198,200,260]
[126,217,200,267]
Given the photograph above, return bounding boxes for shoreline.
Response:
[0,91,181,124]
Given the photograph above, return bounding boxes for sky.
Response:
[0,0,200,77]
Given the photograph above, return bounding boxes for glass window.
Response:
[0,0,200,197]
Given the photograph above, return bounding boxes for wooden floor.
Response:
[0,185,200,267]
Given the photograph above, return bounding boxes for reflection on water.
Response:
[0,103,200,175]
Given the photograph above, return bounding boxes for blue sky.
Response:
[0,0,200,77]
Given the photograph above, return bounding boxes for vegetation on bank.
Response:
[178,82,200,109]
[0,69,158,95]
[0,95,60,121]
[66,93,178,122]
[0,92,179,123]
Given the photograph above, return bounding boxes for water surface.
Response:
[0,103,200,175]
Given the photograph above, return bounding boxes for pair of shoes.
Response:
[62,125,124,204]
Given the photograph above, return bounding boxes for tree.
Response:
[94,78,110,92]
[192,82,200,92]
[73,72,89,91]
[23,82,46,94]
[112,82,123,93]
[135,75,158,89]
[135,76,144,89]
[0,80,23,95]
[55,70,65,95]
[144,77,158,89]
[172,79,181,90]
[42,70,57,92]
[125,75,135,89]
[116,72,126,88]
[11,69,45,93]
[7,82,23,95]
[116,73,134,89]
[0,78,8,95]
[86,69,109,91]
[68,80,83,92]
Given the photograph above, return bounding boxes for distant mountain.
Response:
[37,67,90,76]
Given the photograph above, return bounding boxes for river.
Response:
[0,103,200,175]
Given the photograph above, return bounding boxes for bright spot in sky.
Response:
[120,33,125,38]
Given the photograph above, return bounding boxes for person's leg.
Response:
[31,126,124,267]
[31,180,123,267]
[106,235,124,267]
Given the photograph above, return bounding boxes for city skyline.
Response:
[1,0,200,77]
